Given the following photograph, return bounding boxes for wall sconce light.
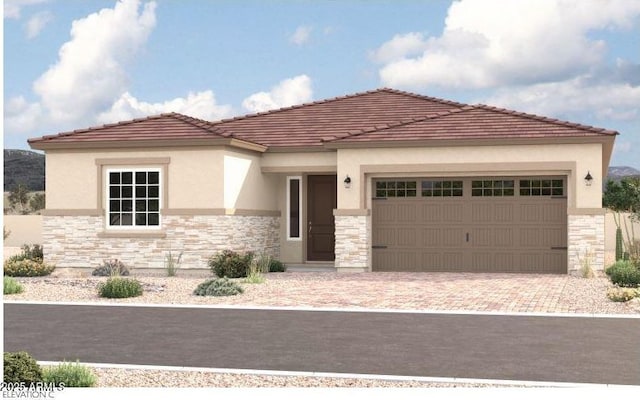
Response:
[584,171,593,186]
[344,175,352,189]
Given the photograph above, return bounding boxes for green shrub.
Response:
[92,259,130,277]
[4,259,55,277]
[194,278,244,296]
[42,361,97,387]
[3,352,43,384]
[268,259,286,272]
[4,276,24,295]
[606,260,640,287]
[208,250,254,278]
[98,277,143,298]
[607,287,640,302]
[8,244,44,262]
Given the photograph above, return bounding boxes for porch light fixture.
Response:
[584,171,593,186]
[344,175,352,189]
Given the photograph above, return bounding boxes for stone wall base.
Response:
[43,215,279,270]
[334,214,371,271]
[568,213,605,275]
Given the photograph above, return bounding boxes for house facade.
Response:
[29,88,617,274]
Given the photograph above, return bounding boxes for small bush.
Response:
[4,277,24,295]
[3,352,43,384]
[8,244,44,263]
[208,250,254,278]
[92,259,130,277]
[606,260,640,288]
[194,278,244,297]
[268,259,286,272]
[607,287,640,302]
[42,361,97,387]
[98,277,143,298]
[4,259,55,277]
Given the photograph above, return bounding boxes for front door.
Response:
[307,175,337,261]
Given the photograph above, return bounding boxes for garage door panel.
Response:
[372,177,567,274]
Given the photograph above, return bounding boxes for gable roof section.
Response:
[328,104,618,145]
[28,113,266,151]
[28,87,618,151]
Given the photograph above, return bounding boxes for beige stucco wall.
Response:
[261,151,337,171]
[3,215,43,247]
[46,147,225,211]
[336,143,603,210]
[224,149,278,211]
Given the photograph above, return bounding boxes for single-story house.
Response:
[28,88,617,274]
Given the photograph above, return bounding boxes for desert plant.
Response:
[164,250,183,277]
[98,277,143,298]
[29,193,46,212]
[3,351,43,384]
[92,259,130,277]
[194,277,244,296]
[4,276,24,295]
[607,287,640,302]
[606,260,640,287]
[245,257,266,284]
[4,259,55,277]
[268,259,286,272]
[208,250,254,278]
[578,249,595,278]
[615,227,624,261]
[42,361,97,387]
[7,244,44,263]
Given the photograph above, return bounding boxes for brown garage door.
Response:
[372,177,567,273]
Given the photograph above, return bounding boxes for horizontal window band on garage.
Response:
[42,209,281,217]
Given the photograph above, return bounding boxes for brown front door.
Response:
[307,175,337,261]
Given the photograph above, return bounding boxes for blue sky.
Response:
[4,0,640,168]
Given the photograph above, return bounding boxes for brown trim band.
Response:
[333,209,371,216]
[42,209,102,216]
[568,208,606,216]
[163,208,281,217]
[262,166,337,173]
[95,157,171,166]
[31,138,267,153]
[97,231,167,239]
[325,136,614,149]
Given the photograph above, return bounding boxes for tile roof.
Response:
[28,88,618,150]
[331,104,618,143]
[28,113,230,145]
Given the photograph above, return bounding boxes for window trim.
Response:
[286,176,302,241]
[105,167,162,230]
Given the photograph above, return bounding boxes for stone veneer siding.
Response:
[43,215,279,270]
[568,213,605,274]
[334,214,371,272]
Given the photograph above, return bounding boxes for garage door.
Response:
[372,177,567,273]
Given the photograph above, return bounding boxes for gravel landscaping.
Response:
[6,270,638,388]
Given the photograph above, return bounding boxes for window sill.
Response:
[98,230,167,239]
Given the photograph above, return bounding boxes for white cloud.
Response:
[32,0,157,124]
[4,0,48,19]
[369,32,429,64]
[4,96,43,134]
[614,141,632,154]
[242,75,313,113]
[289,25,312,45]
[484,78,640,122]
[376,0,640,89]
[97,91,233,124]
[25,10,53,38]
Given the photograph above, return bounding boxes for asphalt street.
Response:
[4,303,639,385]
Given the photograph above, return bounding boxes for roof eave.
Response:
[28,137,267,153]
[323,135,617,150]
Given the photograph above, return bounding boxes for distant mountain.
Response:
[607,166,640,181]
[4,149,45,191]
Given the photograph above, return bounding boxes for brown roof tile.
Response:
[28,88,618,149]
